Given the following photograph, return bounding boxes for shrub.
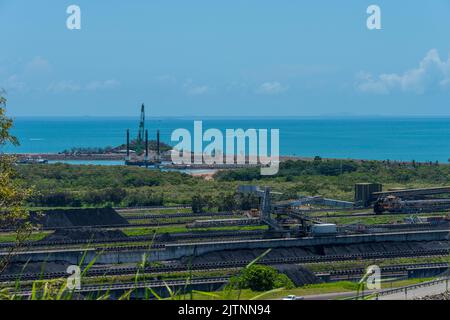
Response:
[229,265,294,291]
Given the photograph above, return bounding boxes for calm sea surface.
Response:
[4,117,450,163]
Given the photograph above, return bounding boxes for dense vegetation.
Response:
[0,94,33,271]
[15,158,450,208]
[18,164,186,207]
[61,140,172,155]
[228,265,294,291]
[216,158,448,184]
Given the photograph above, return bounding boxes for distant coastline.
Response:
[4,117,450,163]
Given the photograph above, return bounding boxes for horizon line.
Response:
[9,114,450,119]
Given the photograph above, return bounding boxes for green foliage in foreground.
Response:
[228,264,294,292]
[0,96,33,272]
[0,242,439,301]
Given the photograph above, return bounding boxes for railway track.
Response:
[120,212,235,220]
[0,223,163,233]
[292,208,369,214]
[15,276,231,297]
[319,262,449,277]
[0,221,223,232]
[115,205,190,212]
[313,211,450,219]
[2,248,449,283]
[0,217,260,232]
[13,262,450,297]
[0,230,266,252]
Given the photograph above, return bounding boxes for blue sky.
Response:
[2,0,450,116]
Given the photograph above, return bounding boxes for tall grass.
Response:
[0,246,285,300]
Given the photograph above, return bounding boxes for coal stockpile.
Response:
[274,264,322,286]
[30,208,129,228]
[183,241,450,265]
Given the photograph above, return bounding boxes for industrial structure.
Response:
[3,181,450,299]
[9,105,450,298]
[125,104,162,167]
[353,183,450,214]
[137,103,145,144]
[354,183,382,207]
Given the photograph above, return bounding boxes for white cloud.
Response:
[25,56,51,73]
[1,75,27,92]
[47,81,81,93]
[155,74,177,85]
[1,57,51,92]
[86,79,120,91]
[356,49,450,94]
[256,81,288,95]
[182,79,209,96]
[47,79,120,93]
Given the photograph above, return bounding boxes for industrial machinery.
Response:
[237,185,283,230]
[124,104,162,166]
[372,186,450,200]
[187,186,285,232]
[374,196,450,214]
[370,186,450,214]
[248,209,260,217]
[236,185,350,236]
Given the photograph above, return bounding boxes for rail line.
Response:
[14,276,231,297]
[319,262,449,277]
[312,211,450,219]
[291,208,368,214]
[121,212,235,220]
[2,248,449,283]
[0,230,266,252]
[115,205,190,212]
[0,221,231,232]
[13,266,450,297]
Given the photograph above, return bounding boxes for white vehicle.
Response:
[282,295,304,300]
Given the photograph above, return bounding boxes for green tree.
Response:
[230,264,294,291]
[217,193,235,212]
[191,195,205,213]
[0,93,33,272]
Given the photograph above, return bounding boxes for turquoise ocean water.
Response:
[4,117,450,163]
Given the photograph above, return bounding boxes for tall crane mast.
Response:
[137,103,145,143]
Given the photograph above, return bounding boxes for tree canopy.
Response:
[0,93,32,271]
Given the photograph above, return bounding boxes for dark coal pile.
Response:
[322,241,450,255]
[156,233,173,242]
[182,241,450,265]
[30,208,128,228]
[180,246,319,264]
[273,264,321,286]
